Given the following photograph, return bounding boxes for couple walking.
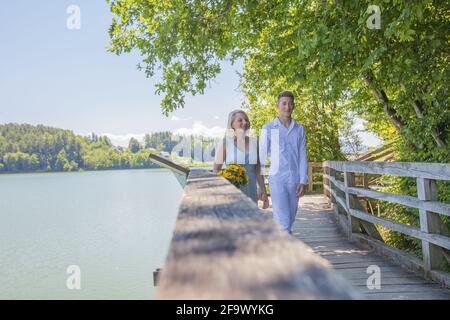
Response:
[213,91,308,234]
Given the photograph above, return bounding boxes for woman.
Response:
[213,110,269,209]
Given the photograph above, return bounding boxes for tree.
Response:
[144,133,152,149]
[108,0,448,162]
[0,124,182,173]
[128,137,141,154]
[55,149,69,171]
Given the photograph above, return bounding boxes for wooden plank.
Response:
[326,161,450,181]
[347,277,429,286]
[307,245,367,252]
[357,284,450,295]
[327,255,388,262]
[347,186,450,216]
[337,270,423,280]
[332,262,395,269]
[308,165,313,192]
[315,251,375,258]
[329,176,345,192]
[296,238,349,245]
[355,143,394,161]
[336,266,412,274]
[344,172,383,241]
[329,188,347,213]
[149,153,189,176]
[295,193,450,296]
[362,149,395,162]
[364,291,450,299]
[156,169,358,299]
[349,208,450,250]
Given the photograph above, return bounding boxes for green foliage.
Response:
[0,123,161,173]
[108,0,448,161]
[128,137,142,153]
[0,124,221,173]
[144,131,179,152]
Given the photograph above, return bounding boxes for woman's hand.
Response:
[258,189,270,209]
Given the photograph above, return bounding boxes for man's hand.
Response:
[296,184,305,198]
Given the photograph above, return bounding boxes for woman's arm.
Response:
[256,138,269,209]
[256,165,267,196]
[213,138,226,173]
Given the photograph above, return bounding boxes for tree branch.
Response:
[362,71,404,131]
[411,99,445,148]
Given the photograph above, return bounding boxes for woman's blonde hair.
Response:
[226,110,250,131]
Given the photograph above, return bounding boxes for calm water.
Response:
[0,169,183,299]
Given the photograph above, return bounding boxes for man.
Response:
[259,91,308,234]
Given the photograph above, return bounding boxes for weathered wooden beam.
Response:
[325,161,450,181]
[149,153,189,176]
[349,208,450,251]
[308,165,314,192]
[347,186,450,216]
[155,169,357,299]
[343,171,362,238]
[356,143,394,161]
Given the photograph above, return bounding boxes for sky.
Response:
[0,1,381,148]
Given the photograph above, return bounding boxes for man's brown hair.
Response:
[277,91,295,103]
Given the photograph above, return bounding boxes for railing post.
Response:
[344,170,361,239]
[417,177,444,275]
[323,163,328,198]
[308,164,313,193]
[329,167,336,205]
[363,173,369,188]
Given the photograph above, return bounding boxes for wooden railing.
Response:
[323,161,450,286]
[307,162,324,193]
[155,168,357,299]
[263,162,324,195]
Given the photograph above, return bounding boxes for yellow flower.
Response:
[218,163,249,188]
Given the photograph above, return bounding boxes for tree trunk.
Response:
[411,99,445,148]
[362,72,403,131]
[362,71,421,151]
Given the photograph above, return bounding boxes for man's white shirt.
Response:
[259,117,308,185]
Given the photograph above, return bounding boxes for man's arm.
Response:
[299,125,308,185]
[296,126,308,198]
[258,124,271,175]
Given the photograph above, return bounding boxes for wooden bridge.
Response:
[153,159,450,300]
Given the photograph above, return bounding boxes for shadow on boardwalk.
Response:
[261,194,450,300]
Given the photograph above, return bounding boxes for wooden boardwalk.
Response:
[288,194,450,300]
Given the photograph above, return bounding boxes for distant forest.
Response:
[0,123,215,173]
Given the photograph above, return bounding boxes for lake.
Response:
[0,169,183,299]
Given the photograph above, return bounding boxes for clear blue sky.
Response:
[0,1,244,145]
[0,1,380,147]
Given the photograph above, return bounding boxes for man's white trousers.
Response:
[269,181,300,234]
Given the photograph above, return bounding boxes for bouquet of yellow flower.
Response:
[219,163,249,188]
